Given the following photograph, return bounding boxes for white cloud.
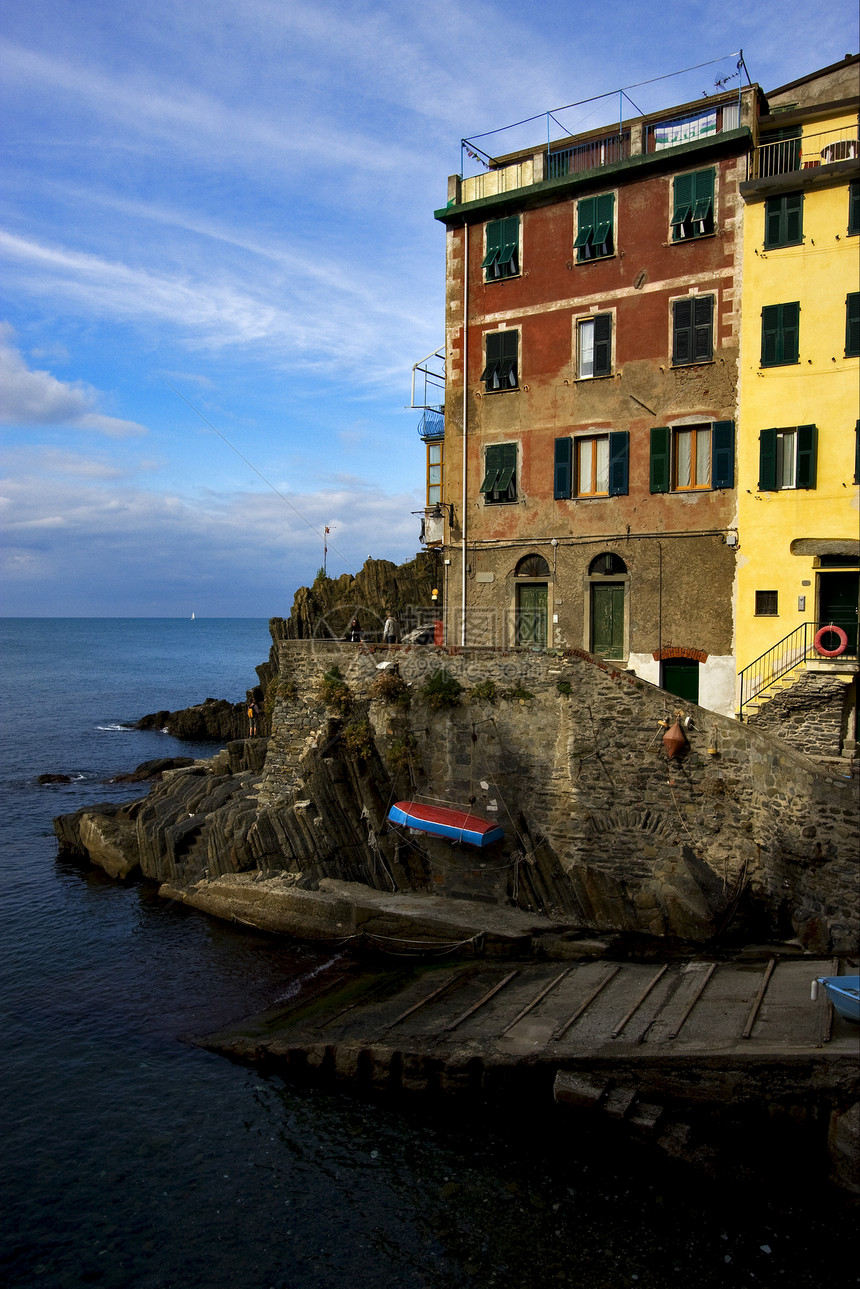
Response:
[0,462,423,615]
[0,326,147,437]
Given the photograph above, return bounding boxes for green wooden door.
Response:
[591,583,624,659]
[662,658,700,702]
[516,583,548,647]
[818,572,859,655]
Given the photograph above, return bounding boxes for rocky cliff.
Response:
[56,630,859,956]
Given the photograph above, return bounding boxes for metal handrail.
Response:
[737,621,856,719]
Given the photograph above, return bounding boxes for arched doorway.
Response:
[514,553,550,648]
[588,553,627,660]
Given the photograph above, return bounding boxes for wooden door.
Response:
[591,583,624,659]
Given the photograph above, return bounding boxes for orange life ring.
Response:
[813,624,848,658]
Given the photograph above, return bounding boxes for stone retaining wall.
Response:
[254,642,859,953]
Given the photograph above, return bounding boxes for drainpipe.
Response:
[657,541,663,677]
[460,221,469,647]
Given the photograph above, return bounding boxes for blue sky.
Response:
[2,1,858,616]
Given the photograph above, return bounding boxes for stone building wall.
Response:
[256,641,858,953]
[746,670,856,762]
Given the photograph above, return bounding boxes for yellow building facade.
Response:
[736,60,859,716]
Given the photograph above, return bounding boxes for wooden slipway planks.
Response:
[207,956,853,1063]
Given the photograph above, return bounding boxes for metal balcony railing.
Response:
[752,125,859,179]
[548,131,631,179]
[737,620,858,719]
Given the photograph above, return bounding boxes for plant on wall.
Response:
[421,669,463,709]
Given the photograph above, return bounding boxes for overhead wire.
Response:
[166,381,358,573]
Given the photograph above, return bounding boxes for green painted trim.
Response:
[435,127,752,224]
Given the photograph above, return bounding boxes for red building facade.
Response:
[434,87,759,714]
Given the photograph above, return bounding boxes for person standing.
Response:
[348,617,362,643]
[382,610,400,645]
[247,697,260,736]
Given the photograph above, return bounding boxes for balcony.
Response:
[456,88,752,207]
[547,130,630,179]
[751,124,859,179]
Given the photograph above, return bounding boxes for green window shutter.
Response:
[693,297,713,361]
[482,330,518,388]
[855,419,860,484]
[608,431,629,496]
[554,437,572,499]
[671,173,694,232]
[499,328,518,386]
[495,442,517,495]
[780,301,800,363]
[785,192,803,243]
[482,220,502,270]
[849,182,860,236]
[480,444,502,492]
[593,314,612,376]
[761,305,779,365]
[691,168,714,226]
[593,193,615,252]
[711,420,735,489]
[796,424,817,489]
[650,426,670,493]
[846,293,860,357]
[673,299,693,364]
[574,196,596,249]
[759,428,777,491]
[764,198,783,248]
[497,216,520,272]
[764,193,802,248]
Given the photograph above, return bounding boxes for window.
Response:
[515,553,550,577]
[764,192,803,249]
[674,425,711,490]
[480,442,517,503]
[589,553,627,575]
[574,193,615,261]
[426,439,443,507]
[761,303,800,366]
[555,432,628,499]
[650,421,734,493]
[850,182,860,237]
[576,436,609,496]
[577,314,612,378]
[481,330,518,391]
[846,293,860,358]
[758,426,817,491]
[482,216,519,281]
[671,168,714,240]
[672,296,713,365]
[755,591,779,616]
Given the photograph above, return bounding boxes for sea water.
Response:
[0,618,855,1289]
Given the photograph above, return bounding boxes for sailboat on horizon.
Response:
[191,611,196,620]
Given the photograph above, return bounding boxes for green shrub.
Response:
[370,670,410,707]
[341,719,374,760]
[503,686,534,701]
[556,681,572,696]
[318,666,352,715]
[421,668,463,709]
[470,679,498,703]
[385,733,418,773]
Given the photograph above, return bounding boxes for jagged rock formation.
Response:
[134,554,439,742]
[136,697,258,741]
[278,553,439,641]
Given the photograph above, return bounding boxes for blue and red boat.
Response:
[387,800,504,847]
